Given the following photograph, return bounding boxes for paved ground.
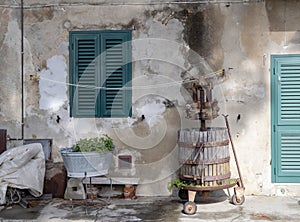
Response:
[0,194,300,221]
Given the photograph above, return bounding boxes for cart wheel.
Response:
[183,201,197,215]
[231,194,245,205]
[178,189,188,200]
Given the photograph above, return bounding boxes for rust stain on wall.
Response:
[266,0,300,32]
[240,3,268,60]
[182,5,225,70]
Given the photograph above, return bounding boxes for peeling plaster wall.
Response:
[0,11,22,138]
[39,55,67,111]
[1,0,300,196]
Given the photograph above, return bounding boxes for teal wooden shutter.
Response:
[70,30,132,118]
[278,61,300,124]
[70,33,100,117]
[277,131,300,180]
[100,31,132,117]
[271,55,300,183]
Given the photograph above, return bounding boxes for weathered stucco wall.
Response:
[0,6,22,139]
[1,0,300,196]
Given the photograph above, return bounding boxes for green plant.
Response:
[72,135,114,154]
[229,179,237,185]
[167,179,188,192]
[168,178,237,192]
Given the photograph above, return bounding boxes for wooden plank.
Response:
[83,177,139,185]
[205,161,208,185]
[213,164,217,186]
[188,190,197,202]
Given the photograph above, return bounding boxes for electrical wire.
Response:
[38,68,230,90]
[0,0,264,9]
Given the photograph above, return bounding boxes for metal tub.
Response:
[60,148,112,178]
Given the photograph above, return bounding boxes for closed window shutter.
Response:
[277,60,300,181]
[70,31,131,118]
[278,132,300,177]
[279,62,300,124]
[70,33,100,117]
[101,32,132,117]
[272,55,300,183]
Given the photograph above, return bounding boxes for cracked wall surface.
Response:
[1,0,300,196]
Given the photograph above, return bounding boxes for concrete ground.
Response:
[0,194,300,222]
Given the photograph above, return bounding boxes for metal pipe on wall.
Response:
[0,0,265,9]
[20,0,24,140]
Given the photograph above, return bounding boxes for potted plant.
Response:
[60,135,114,178]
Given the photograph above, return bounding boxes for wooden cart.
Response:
[179,179,244,215]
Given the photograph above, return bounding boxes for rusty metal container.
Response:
[178,127,231,186]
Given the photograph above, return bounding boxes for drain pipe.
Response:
[20,0,24,140]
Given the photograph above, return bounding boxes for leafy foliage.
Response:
[167,178,237,192]
[72,135,114,154]
[167,179,189,192]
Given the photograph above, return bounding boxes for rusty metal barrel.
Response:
[178,127,231,187]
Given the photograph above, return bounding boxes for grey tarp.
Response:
[0,143,45,204]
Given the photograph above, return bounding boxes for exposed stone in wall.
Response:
[0,9,9,50]
[24,7,54,23]
[24,37,40,109]
[24,6,69,64]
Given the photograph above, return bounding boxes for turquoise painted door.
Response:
[271,55,300,183]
